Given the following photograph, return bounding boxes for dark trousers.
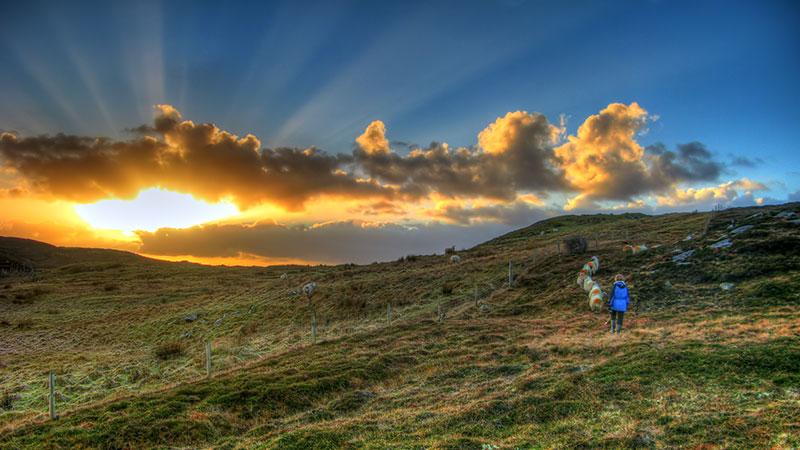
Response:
[610,310,624,327]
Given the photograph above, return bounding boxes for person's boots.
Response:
[616,323,622,333]
[610,320,616,333]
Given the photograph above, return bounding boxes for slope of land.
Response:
[1,204,799,449]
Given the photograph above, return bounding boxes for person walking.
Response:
[609,274,630,333]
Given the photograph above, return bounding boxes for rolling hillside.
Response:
[1,203,799,449]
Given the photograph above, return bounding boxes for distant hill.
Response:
[0,236,157,270]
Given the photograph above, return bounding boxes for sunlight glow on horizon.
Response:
[74,188,240,233]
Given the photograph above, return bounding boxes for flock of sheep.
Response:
[576,256,604,311]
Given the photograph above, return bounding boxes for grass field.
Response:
[1,203,799,449]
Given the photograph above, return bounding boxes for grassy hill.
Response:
[1,204,799,449]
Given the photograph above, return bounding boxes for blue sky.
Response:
[1,0,799,263]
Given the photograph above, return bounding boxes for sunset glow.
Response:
[0,1,798,265]
[73,188,240,234]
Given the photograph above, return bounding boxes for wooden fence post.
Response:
[49,371,56,420]
[437,295,442,323]
[509,262,514,287]
[311,310,317,345]
[387,302,392,326]
[595,232,599,249]
[474,284,478,307]
[557,239,561,260]
[533,249,537,265]
[205,341,212,379]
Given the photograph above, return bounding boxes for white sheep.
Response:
[280,273,288,281]
[302,282,316,298]
[450,255,461,263]
[577,271,589,287]
[589,291,604,311]
[590,256,600,271]
[583,277,595,292]
[632,245,648,254]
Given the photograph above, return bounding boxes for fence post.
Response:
[437,295,442,323]
[49,371,56,420]
[557,239,561,260]
[508,262,514,287]
[474,284,478,307]
[533,249,537,265]
[387,302,392,326]
[626,230,629,240]
[595,232,599,249]
[311,310,317,345]
[205,341,212,379]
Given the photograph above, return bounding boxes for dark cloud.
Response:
[0,106,392,211]
[647,141,723,188]
[346,200,407,216]
[729,155,763,168]
[136,219,511,264]
[423,200,551,226]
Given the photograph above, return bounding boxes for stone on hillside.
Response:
[684,234,695,241]
[730,225,753,234]
[789,219,800,224]
[776,211,796,218]
[248,304,256,314]
[677,262,692,266]
[180,329,195,339]
[664,280,674,289]
[214,318,222,327]
[719,282,735,291]
[746,212,765,220]
[563,236,587,255]
[672,249,696,262]
[183,311,204,322]
[710,239,732,249]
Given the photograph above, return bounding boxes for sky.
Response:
[1,0,799,265]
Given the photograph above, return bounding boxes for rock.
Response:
[480,304,489,310]
[664,281,674,289]
[652,244,663,248]
[672,250,696,262]
[746,212,766,220]
[231,311,239,315]
[710,239,732,249]
[248,304,256,314]
[684,234,695,241]
[789,219,800,224]
[183,311,204,322]
[569,366,590,373]
[213,318,222,327]
[180,329,195,339]
[187,395,200,402]
[719,282,735,291]
[677,262,692,266]
[167,319,176,326]
[563,236,588,255]
[776,211,796,218]
[731,225,754,234]
[198,318,206,324]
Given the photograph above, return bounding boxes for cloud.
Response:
[554,102,723,207]
[655,178,768,208]
[423,199,551,226]
[353,111,569,202]
[0,186,27,198]
[355,120,391,154]
[0,106,393,211]
[135,219,511,264]
[729,155,763,168]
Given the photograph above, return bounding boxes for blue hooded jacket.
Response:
[609,281,630,312]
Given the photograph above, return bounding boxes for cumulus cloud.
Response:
[0,106,392,211]
[353,110,569,202]
[655,178,768,208]
[554,102,724,207]
[355,120,391,154]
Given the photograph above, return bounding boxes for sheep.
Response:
[280,273,288,281]
[450,255,462,263]
[583,277,595,292]
[586,260,597,274]
[632,245,648,254]
[577,272,589,287]
[589,291,604,311]
[302,282,316,298]
[589,285,602,298]
[590,256,600,271]
[622,244,633,253]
